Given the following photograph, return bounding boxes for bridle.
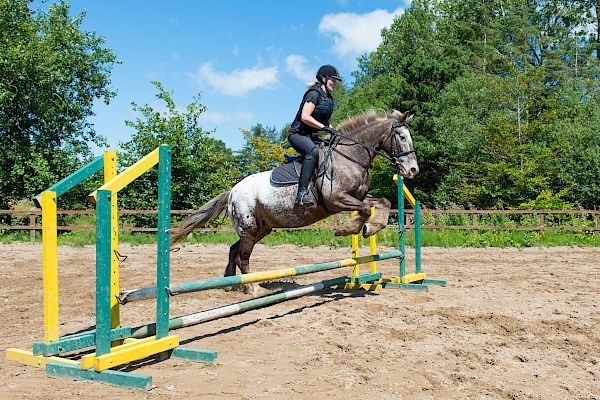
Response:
[329,120,415,169]
[386,121,416,167]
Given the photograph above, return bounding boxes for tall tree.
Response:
[0,0,117,209]
[339,0,600,209]
[119,82,240,214]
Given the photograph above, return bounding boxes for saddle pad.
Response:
[270,162,302,186]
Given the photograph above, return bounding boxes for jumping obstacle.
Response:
[344,175,446,290]
[6,151,123,365]
[6,145,443,390]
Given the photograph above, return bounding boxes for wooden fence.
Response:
[1,208,598,242]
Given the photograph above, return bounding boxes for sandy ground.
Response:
[0,242,599,400]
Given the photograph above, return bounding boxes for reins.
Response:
[328,121,415,169]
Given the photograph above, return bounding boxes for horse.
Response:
[171,110,419,292]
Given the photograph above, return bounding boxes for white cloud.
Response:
[285,54,314,82]
[189,62,279,97]
[202,110,254,125]
[318,8,403,61]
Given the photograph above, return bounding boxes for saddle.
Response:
[270,158,303,186]
[270,152,328,187]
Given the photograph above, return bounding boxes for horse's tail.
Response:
[171,190,231,244]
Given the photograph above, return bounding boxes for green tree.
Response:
[0,0,117,209]
[545,94,600,209]
[119,82,240,216]
[339,0,470,204]
[340,0,600,209]
[237,124,287,176]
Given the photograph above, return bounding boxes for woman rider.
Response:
[287,64,342,206]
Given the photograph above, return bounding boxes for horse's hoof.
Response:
[362,224,372,237]
[362,222,386,238]
[225,284,245,293]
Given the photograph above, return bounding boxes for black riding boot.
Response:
[296,152,318,206]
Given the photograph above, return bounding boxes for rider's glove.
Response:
[322,126,337,136]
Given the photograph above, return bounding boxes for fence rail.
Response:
[1,208,599,242]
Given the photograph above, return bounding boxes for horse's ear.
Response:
[390,109,404,120]
[406,114,414,124]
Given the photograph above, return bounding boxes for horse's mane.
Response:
[336,110,389,134]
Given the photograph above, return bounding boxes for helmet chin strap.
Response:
[321,78,333,94]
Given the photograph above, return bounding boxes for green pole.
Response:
[119,251,402,303]
[398,176,406,279]
[156,146,172,339]
[95,190,112,356]
[415,199,421,275]
[33,155,104,207]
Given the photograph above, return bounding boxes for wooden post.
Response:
[156,146,172,340]
[398,176,406,279]
[369,207,377,274]
[351,211,359,281]
[95,190,113,356]
[41,192,59,343]
[104,150,120,330]
[29,213,36,242]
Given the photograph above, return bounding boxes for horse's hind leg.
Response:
[236,227,271,274]
[235,228,272,296]
[225,240,240,277]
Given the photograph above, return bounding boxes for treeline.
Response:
[1,0,599,216]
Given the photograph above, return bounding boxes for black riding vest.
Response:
[288,85,334,137]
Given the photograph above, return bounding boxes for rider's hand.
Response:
[322,126,337,136]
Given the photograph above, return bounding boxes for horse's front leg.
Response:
[362,195,391,238]
[329,193,372,237]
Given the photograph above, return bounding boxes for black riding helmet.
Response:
[316,64,342,82]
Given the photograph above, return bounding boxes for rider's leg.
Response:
[288,133,319,206]
[296,146,319,205]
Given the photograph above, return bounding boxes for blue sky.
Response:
[64,1,407,153]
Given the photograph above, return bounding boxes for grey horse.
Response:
[172,110,419,288]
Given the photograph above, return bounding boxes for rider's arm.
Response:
[300,101,326,130]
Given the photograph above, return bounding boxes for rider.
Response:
[288,64,342,206]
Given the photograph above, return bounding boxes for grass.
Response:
[2,228,599,248]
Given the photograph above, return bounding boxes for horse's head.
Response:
[383,110,419,179]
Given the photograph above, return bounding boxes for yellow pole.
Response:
[403,185,416,208]
[41,192,59,343]
[104,151,120,329]
[350,211,359,280]
[89,147,159,202]
[369,207,377,274]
